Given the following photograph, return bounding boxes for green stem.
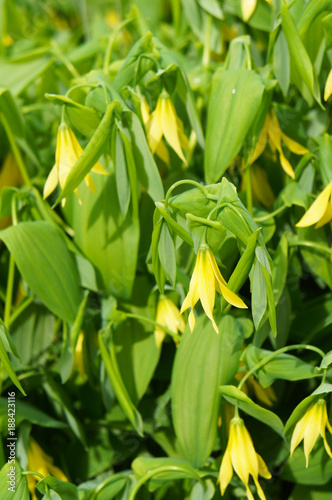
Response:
[22,471,44,480]
[0,113,32,187]
[164,180,211,208]
[90,474,127,500]
[207,202,251,235]
[124,313,179,341]
[9,296,35,327]
[288,240,332,256]
[127,466,203,500]
[202,14,213,68]
[254,204,287,222]
[238,344,326,392]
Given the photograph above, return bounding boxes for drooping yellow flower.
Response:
[180,245,247,333]
[290,399,332,467]
[324,69,332,101]
[72,331,87,381]
[296,180,332,228]
[144,95,189,164]
[141,98,170,164]
[27,438,68,500]
[250,110,308,179]
[219,417,271,500]
[43,124,107,205]
[241,0,272,22]
[241,164,275,209]
[154,295,185,347]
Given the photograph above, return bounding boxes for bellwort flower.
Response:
[219,417,271,500]
[144,95,189,164]
[324,69,332,101]
[180,245,247,333]
[296,180,332,228]
[250,110,308,179]
[241,0,272,22]
[290,399,332,467]
[27,438,68,500]
[43,123,107,205]
[154,295,185,347]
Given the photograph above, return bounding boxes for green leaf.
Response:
[113,315,161,406]
[273,30,290,96]
[0,460,29,499]
[282,446,332,485]
[204,69,265,183]
[114,129,131,218]
[318,134,332,187]
[0,88,24,137]
[320,351,332,370]
[63,173,139,300]
[171,315,244,467]
[0,221,82,323]
[36,476,78,500]
[0,56,52,96]
[245,345,318,388]
[158,223,177,286]
[251,256,267,331]
[99,331,144,436]
[219,385,284,437]
[281,3,321,106]
[56,101,118,204]
[0,398,67,428]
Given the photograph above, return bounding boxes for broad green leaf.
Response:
[282,446,332,485]
[0,322,25,395]
[281,3,321,106]
[251,257,267,331]
[113,315,161,406]
[99,331,144,436]
[289,483,332,500]
[0,221,82,323]
[273,31,290,96]
[0,461,29,500]
[220,385,284,437]
[171,315,244,467]
[296,0,332,38]
[245,345,318,388]
[0,398,67,429]
[318,134,332,187]
[204,69,265,183]
[158,222,176,285]
[114,128,131,218]
[320,351,332,370]
[36,476,78,500]
[0,56,52,96]
[0,88,24,137]
[272,234,288,304]
[63,173,139,300]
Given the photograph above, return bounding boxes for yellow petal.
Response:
[161,97,187,164]
[84,173,96,195]
[43,164,58,199]
[219,446,233,495]
[155,139,170,164]
[91,161,108,175]
[147,98,163,154]
[324,69,332,101]
[241,0,257,22]
[315,198,332,228]
[290,410,310,457]
[296,181,332,227]
[219,281,247,309]
[250,124,268,165]
[141,98,150,124]
[197,248,218,333]
[250,165,275,209]
[278,149,295,179]
[257,453,272,479]
[281,133,309,155]
[303,404,321,467]
[154,326,166,348]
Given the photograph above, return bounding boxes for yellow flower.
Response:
[324,69,332,101]
[241,164,275,209]
[43,124,107,205]
[154,295,185,347]
[180,245,247,333]
[241,0,272,22]
[72,331,87,381]
[219,417,271,500]
[250,110,308,179]
[296,180,332,228]
[290,399,332,467]
[27,438,68,500]
[144,95,189,164]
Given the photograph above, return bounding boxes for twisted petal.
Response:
[181,252,200,331]
[303,404,322,467]
[219,442,233,495]
[290,407,311,458]
[281,133,309,155]
[197,248,218,333]
[147,98,163,154]
[296,181,332,227]
[315,199,332,228]
[161,97,187,163]
[43,164,58,199]
[250,119,268,165]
